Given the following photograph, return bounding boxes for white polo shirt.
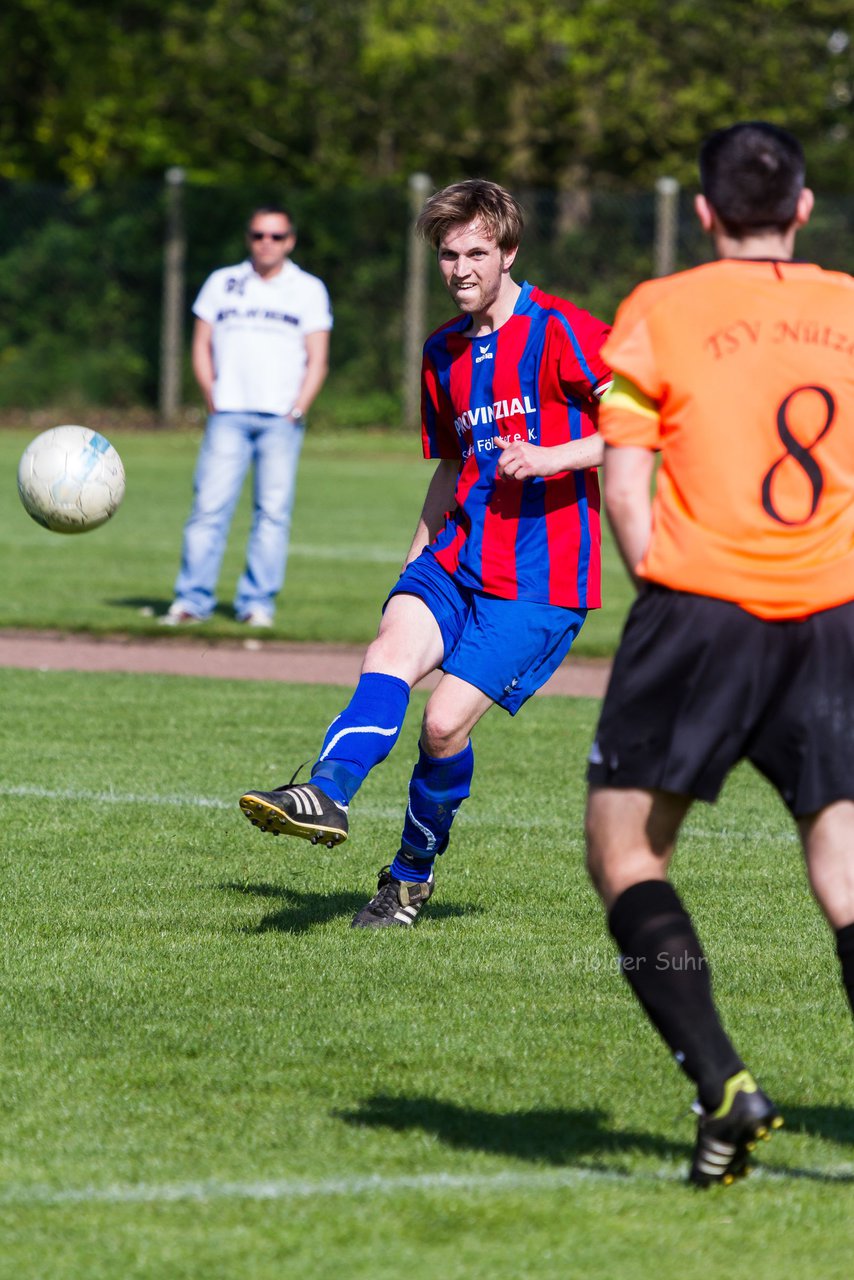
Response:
[193,259,333,414]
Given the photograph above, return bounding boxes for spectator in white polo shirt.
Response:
[162,205,332,628]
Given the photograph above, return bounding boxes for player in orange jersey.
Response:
[585,122,854,1187]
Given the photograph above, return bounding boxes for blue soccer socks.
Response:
[307,680,475,887]
[310,672,411,806]
[390,741,475,881]
[390,849,436,884]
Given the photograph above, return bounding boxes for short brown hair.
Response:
[416,179,524,252]
[699,122,805,237]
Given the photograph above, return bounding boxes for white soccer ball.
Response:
[17,425,126,534]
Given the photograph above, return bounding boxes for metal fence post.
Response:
[402,172,432,428]
[159,166,186,426]
[654,176,680,277]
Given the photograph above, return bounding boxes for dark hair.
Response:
[246,206,295,232]
[699,122,805,237]
[416,179,524,251]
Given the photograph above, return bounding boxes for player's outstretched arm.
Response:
[493,434,604,480]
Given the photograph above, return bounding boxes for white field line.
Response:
[0,783,231,810]
[0,783,562,832]
[2,539,405,564]
[0,1165,685,1208]
[290,542,403,564]
[0,783,797,842]
[2,1160,851,1209]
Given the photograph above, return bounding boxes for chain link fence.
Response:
[0,176,852,428]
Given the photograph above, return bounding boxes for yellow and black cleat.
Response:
[689,1070,783,1188]
[239,781,349,849]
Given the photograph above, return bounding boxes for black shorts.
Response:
[587,586,854,816]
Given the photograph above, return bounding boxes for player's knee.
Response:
[420,706,466,757]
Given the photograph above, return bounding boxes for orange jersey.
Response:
[600,259,854,618]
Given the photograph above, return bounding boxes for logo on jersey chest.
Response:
[454,395,536,436]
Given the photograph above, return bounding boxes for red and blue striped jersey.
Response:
[421,281,611,608]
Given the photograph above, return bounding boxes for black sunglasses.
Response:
[249,230,292,242]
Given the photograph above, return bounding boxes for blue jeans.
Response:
[173,411,305,619]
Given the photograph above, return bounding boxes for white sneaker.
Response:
[159,603,203,626]
[238,607,274,628]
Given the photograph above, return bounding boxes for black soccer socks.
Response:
[607,879,744,1111]
[835,921,854,1018]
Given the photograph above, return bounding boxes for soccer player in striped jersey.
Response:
[241,179,610,927]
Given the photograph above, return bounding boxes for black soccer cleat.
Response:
[239,779,349,849]
[351,866,435,928]
[689,1070,783,1188]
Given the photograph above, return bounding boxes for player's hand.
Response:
[493,436,548,480]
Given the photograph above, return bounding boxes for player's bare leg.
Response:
[420,673,495,758]
[585,785,687,907]
[361,591,446,686]
[799,800,854,1019]
[799,800,854,929]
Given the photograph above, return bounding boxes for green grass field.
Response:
[0,426,634,654]
[1,668,852,1278]
[1,425,852,1276]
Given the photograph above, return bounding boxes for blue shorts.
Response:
[386,550,587,714]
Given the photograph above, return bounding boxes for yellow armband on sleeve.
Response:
[601,373,659,420]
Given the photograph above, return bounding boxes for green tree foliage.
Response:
[1,1,176,185]
[570,0,854,189]
[0,1,851,415]
[358,0,854,189]
[0,183,163,405]
[2,0,851,190]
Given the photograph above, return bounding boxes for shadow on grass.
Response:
[780,1103,854,1145]
[336,1095,854,1182]
[761,1104,854,1182]
[335,1093,683,1166]
[109,595,172,613]
[109,596,241,623]
[219,880,478,934]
